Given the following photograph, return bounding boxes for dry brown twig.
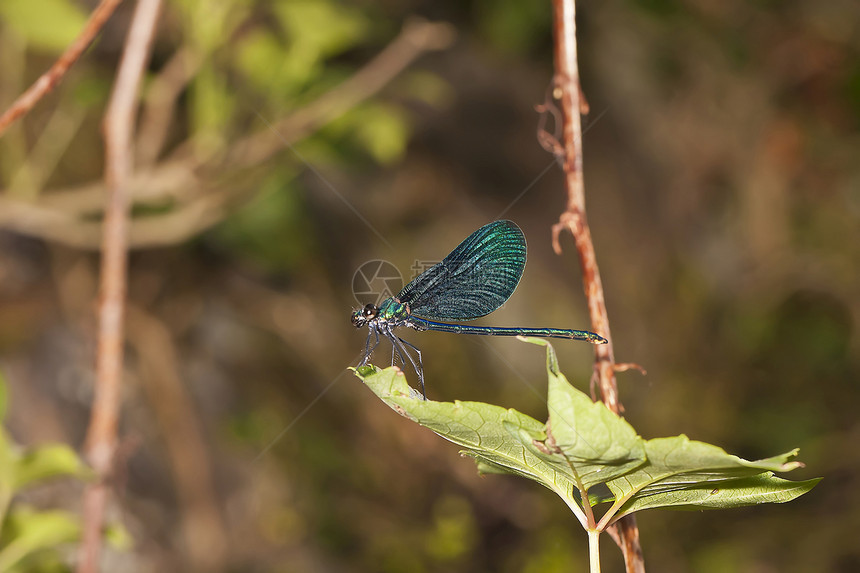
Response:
[136,47,201,167]
[0,0,125,137]
[77,0,163,571]
[549,0,646,571]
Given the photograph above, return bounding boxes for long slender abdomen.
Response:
[408,317,606,344]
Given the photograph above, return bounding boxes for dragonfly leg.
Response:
[397,337,424,398]
[395,335,425,400]
[360,326,380,366]
[387,332,409,372]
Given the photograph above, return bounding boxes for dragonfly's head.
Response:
[351,303,378,328]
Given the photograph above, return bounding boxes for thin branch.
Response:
[548,0,645,571]
[0,18,455,250]
[8,102,87,197]
[0,0,125,137]
[0,181,243,249]
[35,18,452,212]
[77,0,162,571]
[136,47,202,167]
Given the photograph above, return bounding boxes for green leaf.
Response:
[0,0,88,53]
[605,436,818,522]
[12,444,91,489]
[316,102,411,163]
[0,508,80,572]
[271,1,370,89]
[235,31,292,96]
[618,473,820,515]
[355,337,819,530]
[275,1,369,59]
[189,64,235,150]
[351,105,410,164]
[356,360,649,522]
[104,522,134,551]
[173,0,250,54]
[355,365,582,513]
[528,338,647,489]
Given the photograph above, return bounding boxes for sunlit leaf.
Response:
[12,444,91,489]
[605,436,819,522]
[276,0,370,58]
[530,338,647,489]
[351,105,410,164]
[189,64,234,150]
[235,30,292,96]
[0,508,79,572]
[105,522,134,551]
[354,338,819,530]
[272,0,370,88]
[356,365,581,506]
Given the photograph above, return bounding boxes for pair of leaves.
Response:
[0,373,99,571]
[353,338,819,530]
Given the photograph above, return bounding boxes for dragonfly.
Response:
[351,220,606,397]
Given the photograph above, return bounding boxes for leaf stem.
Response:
[588,529,601,573]
[568,460,596,528]
[579,484,596,528]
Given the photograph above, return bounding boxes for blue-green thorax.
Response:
[377,297,409,321]
[350,298,411,330]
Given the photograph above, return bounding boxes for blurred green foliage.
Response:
[180,0,411,266]
[213,173,314,274]
[475,0,552,55]
[0,374,91,572]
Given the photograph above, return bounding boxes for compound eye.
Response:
[363,303,376,318]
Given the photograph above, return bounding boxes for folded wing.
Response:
[397,220,526,321]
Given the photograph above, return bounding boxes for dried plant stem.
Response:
[0,0,124,137]
[76,0,162,571]
[549,0,645,571]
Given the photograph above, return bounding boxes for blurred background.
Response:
[0,0,858,571]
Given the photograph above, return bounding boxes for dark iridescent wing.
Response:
[396,220,526,321]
